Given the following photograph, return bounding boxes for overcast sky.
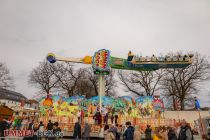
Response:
[0,0,210,106]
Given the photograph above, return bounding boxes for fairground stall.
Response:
[39,94,173,132]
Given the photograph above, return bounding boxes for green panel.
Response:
[109,56,191,71]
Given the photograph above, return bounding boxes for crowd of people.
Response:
[0,117,35,131]
[109,120,193,140]
[72,118,195,140]
[0,116,196,140]
[0,117,61,140]
[25,120,62,140]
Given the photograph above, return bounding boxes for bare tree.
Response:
[82,68,117,97]
[118,70,164,96]
[161,78,180,110]
[76,78,95,98]
[82,68,98,96]
[0,62,14,89]
[104,70,117,96]
[28,61,59,94]
[52,62,84,97]
[160,53,210,110]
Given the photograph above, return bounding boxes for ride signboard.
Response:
[92,49,111,74]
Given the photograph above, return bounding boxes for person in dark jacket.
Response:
[53,122,61,133]
[47,120,53,131]
[168,127,177,140]
[114,114,118,124]
[23,120,35,140]
[73,119,81,140]
[109,124,118,137]
[82,120,91,140]
[0,118,10,140]
[123,121,134,140]
[97,112,102,125]
[93,111,102,125]
[178,120,193,140]
[104,112,109,124]
[28,120,34,130]
[114,124,121,140]
[145,125,152,140]
[38,121,44,131]
[32,122,40,140]
[111,114,114,124]
[48,122,62,140]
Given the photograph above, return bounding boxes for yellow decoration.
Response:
[53,102,79,116]
[47,53,55,57]
[83,56,92,64]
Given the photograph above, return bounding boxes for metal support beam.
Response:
[98,74,105,112]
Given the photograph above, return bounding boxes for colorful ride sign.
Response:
[92,49,111,74]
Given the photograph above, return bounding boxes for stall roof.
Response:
[0,88,30,103]
[0,105,13,116]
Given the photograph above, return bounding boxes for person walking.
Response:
[104,112,109,124]
[97,112,102,125]
[115,124,121,140]
[51,122,61,140]
[16,118,22,130]
[145,125,152,140]
[168,127,177,140]
[161,127,168,140]
[0,118,10,140]
[38,121,44,140]
[114,114,118,124]
[111,114,114,124]
[23,120,34,140]
[47,122,61,140]
[73,119,81,140]
[104,124,115,140]
[153,128,162,140]
[93,111,102,125]
[21,118,28,130]
[82,120,91,140]
[28,120,34,130]
[38,121,44,132]
[178,120,193,140]
[32,122,40,140]
[46,120,54,140]
[47,120,54,131]
[123,121,134,140]
[81,110,85,124]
